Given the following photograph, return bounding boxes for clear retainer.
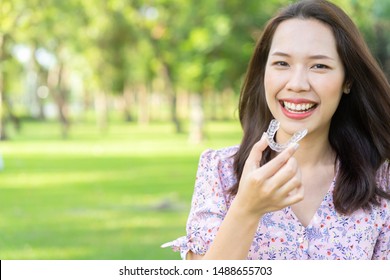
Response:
[265,119,308,152]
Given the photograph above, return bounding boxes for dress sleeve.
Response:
[372,161,390,260]
[161,148,234,259]
[372,213,390,260]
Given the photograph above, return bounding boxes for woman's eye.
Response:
[312,64,329,69]
[274,61,289,67]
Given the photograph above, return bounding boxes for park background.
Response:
[1,0,390,259]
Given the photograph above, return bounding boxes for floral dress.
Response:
[162,146,390,260]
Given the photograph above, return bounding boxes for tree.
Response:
[0,0,28,139]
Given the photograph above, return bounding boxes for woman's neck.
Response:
[276,129,336,168]
[294,137,336,168]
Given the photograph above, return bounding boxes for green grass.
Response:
[0,120,242,259]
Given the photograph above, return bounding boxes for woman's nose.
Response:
[286,67,310,92]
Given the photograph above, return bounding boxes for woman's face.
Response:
[264,18,346,143]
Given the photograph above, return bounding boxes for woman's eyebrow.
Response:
[308,54,335,60]
[270,51,290,57]
[270,51,335,60]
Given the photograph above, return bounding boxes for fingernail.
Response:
[290,143,299,151]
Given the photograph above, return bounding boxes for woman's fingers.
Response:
[275,159,303,198]
[244,133,299,174]
[238,134,304,214]
[260,142,299,178]
[267,156,299,190]
[243,133,269,172]
[282,183,305,206]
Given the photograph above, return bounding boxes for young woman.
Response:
[163,0,390,260]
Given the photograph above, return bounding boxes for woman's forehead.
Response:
[269,18,339,59]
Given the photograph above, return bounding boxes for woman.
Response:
[163,0,390,260]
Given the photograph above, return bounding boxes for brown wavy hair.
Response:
[232,0,390,214]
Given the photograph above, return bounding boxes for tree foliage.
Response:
[1,0,389,140]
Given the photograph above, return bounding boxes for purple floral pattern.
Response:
[163,146,390,260]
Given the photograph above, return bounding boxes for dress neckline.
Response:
[288,168,337,229]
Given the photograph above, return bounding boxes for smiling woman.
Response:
[264,18,346,133]
[163,0,390,260]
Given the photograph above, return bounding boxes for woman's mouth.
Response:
[279,99,318,120]
[281,101,317,114]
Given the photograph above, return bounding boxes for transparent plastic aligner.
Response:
[265,119,307,152]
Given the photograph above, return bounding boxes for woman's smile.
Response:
[279,99,318,119]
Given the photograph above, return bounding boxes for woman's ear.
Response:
[343,81,352,94]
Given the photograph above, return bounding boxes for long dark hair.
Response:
[232,0,390,214]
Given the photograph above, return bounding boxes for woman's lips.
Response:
[279,99,318,119]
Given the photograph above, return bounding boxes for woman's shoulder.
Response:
[376,160,390,192]
[197,145,239,187]
[200,145,239,162]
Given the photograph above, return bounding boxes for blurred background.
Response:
[1,0,390,259]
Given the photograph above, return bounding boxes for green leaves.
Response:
[1,0,389,126]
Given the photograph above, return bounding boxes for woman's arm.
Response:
[188,134,304,260]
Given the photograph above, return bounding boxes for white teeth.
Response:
[283,101,315,113]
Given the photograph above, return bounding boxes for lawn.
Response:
[0,120,242,259]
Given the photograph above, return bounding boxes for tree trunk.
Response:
[122,84,134,122]
[160,63,182,133]
[177,90,190,120]
[137,85,149,125]
[58,88,70,139]
[47,62,70,138]
[0,34,9,141]
[188,93,204,144]
[170,93,182,133]
[0,64,5,140]
[94,90,108,133]
[0,34,7,140]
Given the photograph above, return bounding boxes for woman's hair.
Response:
[232,0,390,214]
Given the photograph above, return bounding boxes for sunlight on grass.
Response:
[0,121,242,259]
[0,246,92,260]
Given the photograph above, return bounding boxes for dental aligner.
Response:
[265,119,308,152]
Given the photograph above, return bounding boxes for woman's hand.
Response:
[235,133,304,218]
